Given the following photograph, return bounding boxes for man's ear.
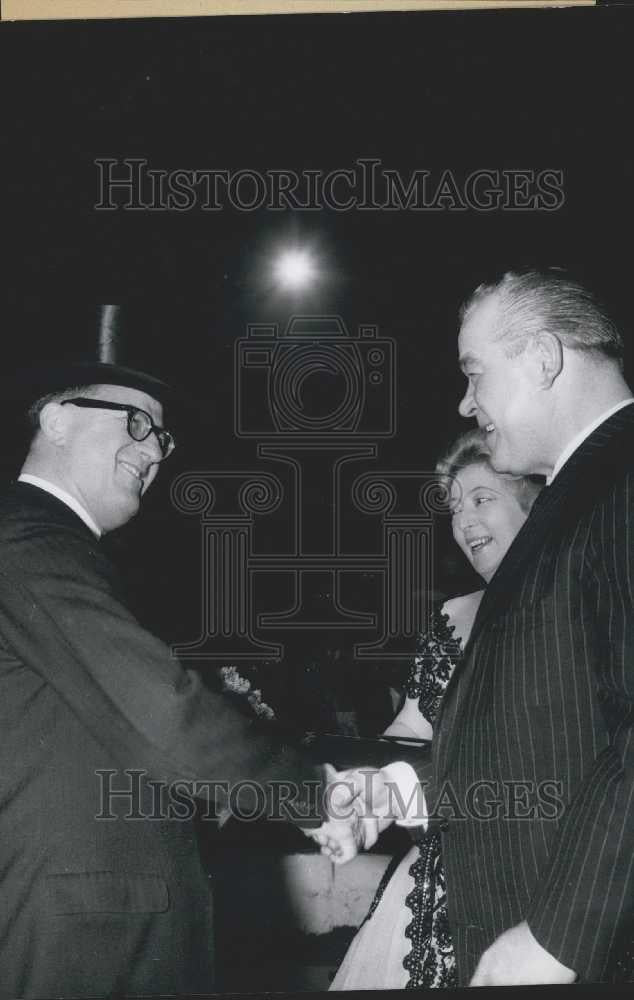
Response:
[38,401,71,446]
[530,331,563,388]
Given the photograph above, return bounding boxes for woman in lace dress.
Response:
[329,428,542,989]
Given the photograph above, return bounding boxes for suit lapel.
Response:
[434,403,634,779]
[474,402,634,642]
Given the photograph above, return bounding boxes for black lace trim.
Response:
[358,607,461,987]
[402,833,456,988]
[405,606,462,726]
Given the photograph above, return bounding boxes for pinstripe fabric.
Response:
[428,403,634,984]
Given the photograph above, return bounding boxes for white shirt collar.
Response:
[547,398,634,485]
[18,474,102,538]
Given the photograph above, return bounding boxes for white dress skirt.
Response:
[330,845,419,989]
[330,605,462,990]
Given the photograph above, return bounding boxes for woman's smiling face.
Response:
[450,462,529,583]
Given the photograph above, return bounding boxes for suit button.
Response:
[439,819,449,832]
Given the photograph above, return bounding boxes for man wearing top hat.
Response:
[0,355,347,998]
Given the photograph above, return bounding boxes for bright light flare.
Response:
[273,249,317,290]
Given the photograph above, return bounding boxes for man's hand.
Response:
[309,801,368,865]
[300,764,366,864]
[332,766,395,817]
[314,766,403,863]
[470,921,577,986]
[302,765,397,864]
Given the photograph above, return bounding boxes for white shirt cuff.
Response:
[381,762,428,829]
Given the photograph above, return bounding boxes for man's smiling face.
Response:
[457,293,546,476]
[54,384,165,533]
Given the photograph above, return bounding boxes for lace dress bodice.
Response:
[405,604,463,723]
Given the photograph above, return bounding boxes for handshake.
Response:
[305,764,415,865]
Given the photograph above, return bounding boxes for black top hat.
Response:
[2,305,181,412]
[11,360,176,409]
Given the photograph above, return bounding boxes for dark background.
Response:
[3,6,634,987]
[3,4,634,736]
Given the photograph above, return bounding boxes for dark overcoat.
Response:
[0,482,322,998]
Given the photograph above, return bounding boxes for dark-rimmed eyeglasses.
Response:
[61,398,175,459]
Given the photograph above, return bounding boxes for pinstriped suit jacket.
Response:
[425,403,634,984]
